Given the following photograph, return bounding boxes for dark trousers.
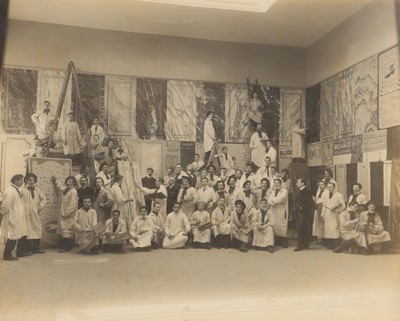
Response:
[3,236,27,259]
[337,239,357,252]
[26,239,42,253]
[102,244,123,252]
[297,210,312,249]
[59,237,74,250]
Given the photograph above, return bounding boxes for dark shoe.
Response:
[359,247,369,255]
[206,243,211,250]
[239,243,248,252]
[16,252,31,257]
[282,238,288,248]
[32,249,46,254]
[268,246,274,253]
[293,248,302,252]
[4,255,18,261]
[58,248,71,253]
[333,247,341,253]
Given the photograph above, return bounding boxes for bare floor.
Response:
[0,240,399,321]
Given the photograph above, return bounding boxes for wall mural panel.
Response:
[225,84,250,143]
[136,78,167,140]
[352,55,378,134]
[280,88,302,145]
[1,68,37,134]
[196,82,225,143]
[320,80,335,138]
[305,84,320,143]
[166,80,197,141]
[335,69,354,136]
[107,76,136,137]
[379,46,400,129]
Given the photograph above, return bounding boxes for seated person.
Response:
[148,202,165,248]
[73,198,99,254]
[190,201,212,249]
[102,209,128,252]
[163,203,190,249]
[177,177,197,220]
[129,206,154,251]
[252,198,274,253]
[196,177,216,213]
[358,201,392,253]
[333,203,368,255]
[211,197,231,249]
[230,199,253,252]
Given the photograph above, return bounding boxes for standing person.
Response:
[322,182,346,249]
[206,164,220,188]
[52,175,78,253]
[216,147,235,177]
[190,201,212,249]
[237,180,256,212]
[89,118,106,145]
[313,180,329,243]
[137,177,168,222]
[226,177,239,212]
[215,181,229,207]
[102,210,128,253]
[322,169,337,188]
[252,198,274,253]
[162,203,191,249]
[294,178,314,252]
[104,139,117,172]
[77,177,94,209]
[255,178,271,209]
[186,164,197,188]
[256,156,272,188]
[92,177,114,224]
[248,91,263,130]
[192,153,205,173]
[142,168,157,213]
[196,177,216,214]
[177,177,197,220]
[230,199,253,252]
[20,136,46,169]
[264,141,277,167]
[347,183,368,210]
[166,177,180,215]
[20,173,47,254]
[115,139,128,161]
[110,175,133,227]
[148,202,165,248]
[1,174,28,260]
[211,197,231,249]
[292,119,307,163]
[73,198,99,254]
[129,207,154,251]
[31,100,54,147]
[358,202,392,253]
[75,165,91,190]
[62,111,82,162]
[91,134,106,173]
[96,163,112,189]
[204,111,217,164]
[249,124,269,168]
[268,178,289,248]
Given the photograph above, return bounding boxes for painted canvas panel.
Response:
[137,78,167,140]
[72,73,105,128]
[1,67,37,134]
[379,46,400,129]
[280,88,302,144]
[196,82,225,143]
[166,80,197,141]
[305,84,320,143]
[320,139,333,166]
[107,77,136,136]
[352,55,378,134]
[320,80,335,138]
[389,160,400,246]
[225,84,250,143]
[257,85,280,146]
[335,164,347,200]
[351,135,363,163]
[137,141,165,177]
[307,143,321,167]
[335,69,354,135]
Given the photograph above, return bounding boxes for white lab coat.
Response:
[339,210,367,248]
[249,131,268,167]
[252,208,274,247]
[211,206,231,236]
[177,186,197,219]
[268,187,288,237]
[20,185,47,239]
[191,210,211,243]
[103,218,127,245]
[54,181,78,239]
[204,118,216,153]
[110,183,131,226]
[0,185,27,240]
[322,192,345,238]
[129,216,154,248]
[62,121,82,155]
[312,188,329,238]
[139,185,168,222]
[292,124,306,159]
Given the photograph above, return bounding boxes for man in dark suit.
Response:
[186,164,197,188]
[166,177,180,214]
[294,178,315,251]
[141,168,156,212]
[77,177,94,209]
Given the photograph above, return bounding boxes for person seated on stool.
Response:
[129,206,154,251]
[230,199,253,252]
[162,203,190,249]
[252,198,274,253]
[102,210,128,253]
[190,201,212,249]
[358,201,392,254]
[211,197,232,249]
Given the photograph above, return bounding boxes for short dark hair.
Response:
[353,183,362,189]
[139,206,147,212]
[147,167,154,172]
[65,176,77,186]
[24,173,37,183]
[99,162,108,171]
[11,174,24,184]
[298,178,306,184]
[112,209,120,215]
[206,111,214,117]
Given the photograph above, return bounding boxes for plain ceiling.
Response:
[8,0,374,47]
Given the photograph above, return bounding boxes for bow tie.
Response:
[43,109,50,114]
[27,186,35,198]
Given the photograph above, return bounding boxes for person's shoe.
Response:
[58,248,70,253]
[359,247,369,255]
[282,239,288,248]
[293,248,302,252]
[268,246,274,253]
[206,243,211,250]
[16,252,31,257]
[216,242,221,249]
[33,249,46,254]
[4,255,18,261]
[333,247,341,253]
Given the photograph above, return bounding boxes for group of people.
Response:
[0,156,392,260]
